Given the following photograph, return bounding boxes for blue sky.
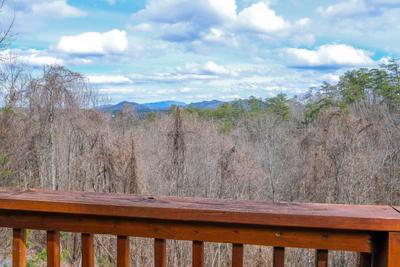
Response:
[1,0,400,103]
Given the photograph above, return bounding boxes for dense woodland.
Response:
[0,58,399,266]
[1,5,400,265]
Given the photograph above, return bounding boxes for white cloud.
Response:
[321,73,341,83]
[30,0,86,18]
[133,0,237,26]
[371,0,400,5]
[176,61,239,77]
[128,23,153,32]
[0,1,86,36]
[286,44,374,68]
[179,87,194,93]
[203,61,235,76]
[21,53,64,66]
[98,87,135,95]
[99,62,241,87]
[68,58,93,65]
[90,63,334,102]
[57,30,128,55]
[0,49,99,67]
[129,0,309,43]
[0,49,64,66]
[8,0,85,19]
[295,18,311,28]
[318,0,367,17]
[291,34,315,46]
[237,2,289,33]
[318,0,400,18]
[88,75,133,85]
[1,0,85,35]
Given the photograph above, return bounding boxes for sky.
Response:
[1,0,400,103]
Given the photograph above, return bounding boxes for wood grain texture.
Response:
[316,250,328,267]
[388,232,400,267]
[232,244,243,267]
[81,233,94,267]
[117,236,130,267]
[0,210,374,252]
[273,247,285,267]
[12,229,26,267]
[47,231,60,267]
[154,239,166,267]
[2,188,400,267]
[0,188,400,231]
[0,212,372,252]
[192,241,204,267]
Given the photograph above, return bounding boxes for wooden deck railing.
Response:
[0,188,400,267]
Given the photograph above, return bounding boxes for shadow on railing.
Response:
[0,188,400,267]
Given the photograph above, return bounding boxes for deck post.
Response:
[117,235,130,267]
[387,232,400,267]
[12,229,26,267]
[154,238,167,267]
[316,249,328,267]
[47,231,61,267]
[273,247,285,267]
[81,233,94,267]
[372,232,400,267]
[232,243,244,267]
[192,241,204,267]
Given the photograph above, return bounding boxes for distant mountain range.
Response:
[99,100,225,114]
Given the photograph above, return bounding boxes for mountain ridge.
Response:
[99,100,225,113]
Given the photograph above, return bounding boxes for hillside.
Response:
[99,100,225,114]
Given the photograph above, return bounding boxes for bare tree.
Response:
[0,0,14,53]
[0,59,399,266]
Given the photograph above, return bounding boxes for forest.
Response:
[1,0,400,263]
[0,57,399,266]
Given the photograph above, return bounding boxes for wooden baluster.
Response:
[154,239,166,267]
[81,233,94,267]
[359,253,371,267]
[13,229,26,267]
[117,236,130,267]
[273,247,285,267]
[387,232,400,267]
[315,250,328,267]
[47,231,60,267]
[192,241,204,267]
[232,243,244,267]
[372,232,400,267]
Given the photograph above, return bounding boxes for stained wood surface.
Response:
[1,188,400,231]
[192,241,204,267]
[273,247,285,267]
[47,231,60,267]
[232,243,244,267]
[81,233,94,267]
[117,236,130,267]
[154,239,167,267]
[0,210,374,252]
[315,250,328,267]
[388,232,400,267]
[12,229,26,267]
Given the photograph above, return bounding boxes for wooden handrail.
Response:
[0,188,400,266]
